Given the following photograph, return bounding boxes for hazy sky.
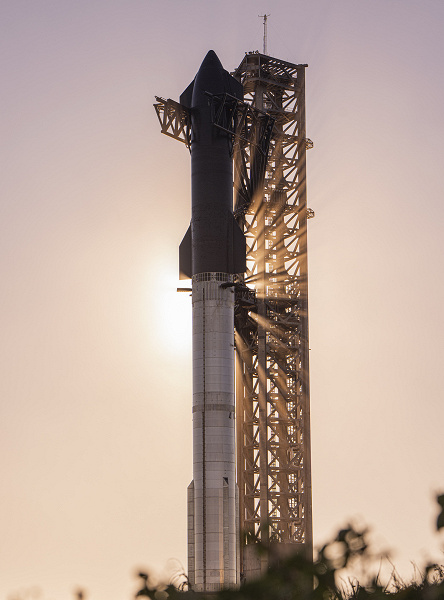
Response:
[1,1,444,599]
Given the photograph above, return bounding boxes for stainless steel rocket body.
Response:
[188,273,237,591]
[179,51,245,591]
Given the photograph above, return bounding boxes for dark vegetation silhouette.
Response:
[136,495,444,600]
[7,497,444,600]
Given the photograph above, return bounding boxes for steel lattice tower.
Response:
[232,52,313,579]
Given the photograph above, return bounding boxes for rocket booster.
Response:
[179,51,245,591]
[179,50,246,278]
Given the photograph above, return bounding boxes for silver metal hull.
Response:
[188,273,238,591]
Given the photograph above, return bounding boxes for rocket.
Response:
[179,50,245,278]
[179,51,246,591]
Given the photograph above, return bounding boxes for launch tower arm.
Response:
[153,96,191,147]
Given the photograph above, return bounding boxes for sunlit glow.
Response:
[148,266,192,356]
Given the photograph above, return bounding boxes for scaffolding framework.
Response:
[232,52,313,575]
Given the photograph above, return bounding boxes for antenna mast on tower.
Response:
[258,14,270,55]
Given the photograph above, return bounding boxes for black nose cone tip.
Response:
[200,50,224,72]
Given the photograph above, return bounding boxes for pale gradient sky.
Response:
[1,1,444,599]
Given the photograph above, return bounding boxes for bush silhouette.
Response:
[136,495,444,600]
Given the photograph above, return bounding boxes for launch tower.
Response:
[232,52,313,579]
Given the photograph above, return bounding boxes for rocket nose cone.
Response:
[192,50,227,106]
[200,50,223,72]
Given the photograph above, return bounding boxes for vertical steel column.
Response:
[296,66,313,561]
